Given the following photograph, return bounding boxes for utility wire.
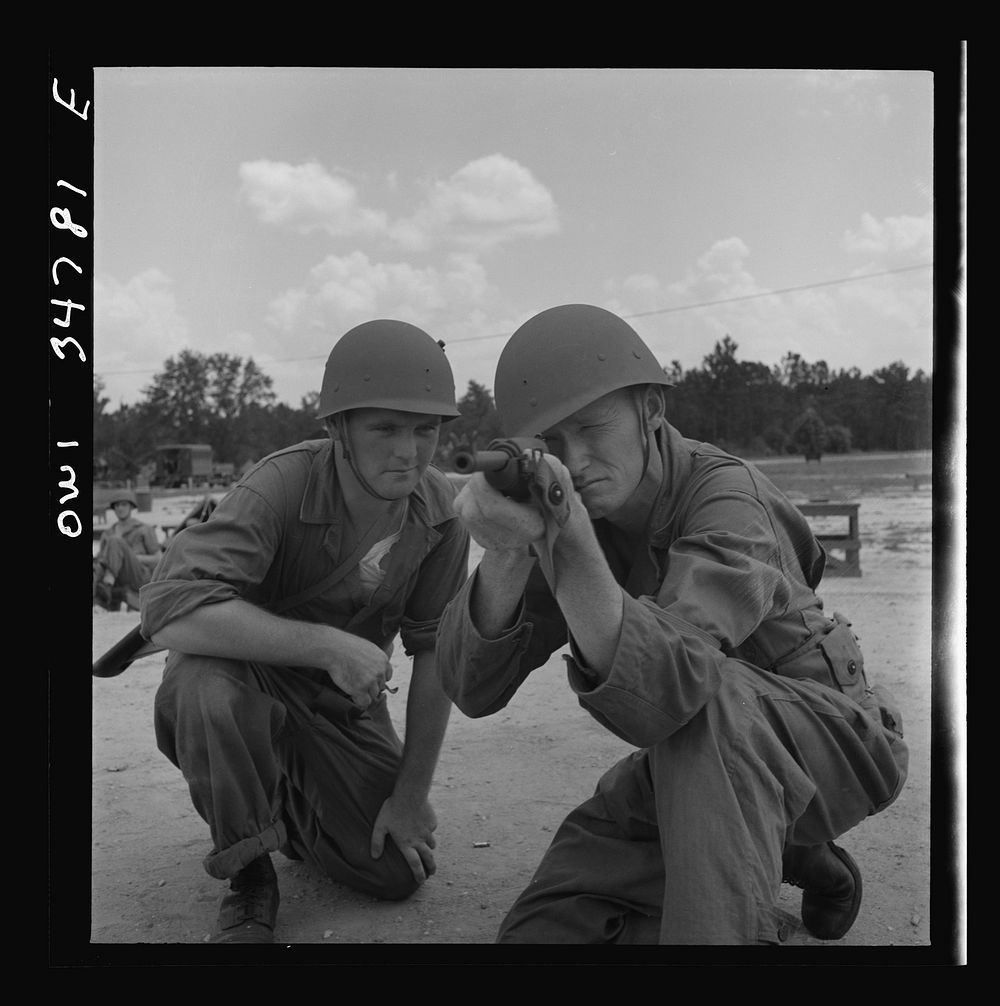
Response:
[99,263,932,376]
[448,263,933,344]
[620,263,932,321]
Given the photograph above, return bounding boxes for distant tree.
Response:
[663,360,685,386]
[206,354,275,420]
[300,390,321,416]
[761,423,791,456]
[867,361,930,452]
[791,406,828,462]
[93,399,163,484]
[824,424,853,454]
[435,380,503,466]
[779,351,812,388]
[93,377,112,480]
[93,375,110,422]
[141,350,277,461]
[691,336,740,444]
[825,367,872,449]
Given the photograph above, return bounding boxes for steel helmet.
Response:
[317,320,460,420]
[494,304,673,437]
[109,490,138,508]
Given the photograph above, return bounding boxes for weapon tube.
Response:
[93,624,158,678]
[452,437,548,502]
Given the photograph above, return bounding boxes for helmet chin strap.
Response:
[632,386,653,489]
[333,414,397,503]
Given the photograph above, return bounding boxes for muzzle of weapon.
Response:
[453,437,563,505]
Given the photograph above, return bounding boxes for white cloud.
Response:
[843,211,933,260]
[604,232,932,375]
[241,154,559,253]
[266,286,313,334]
[610,236,760,315]
[839,276,931,333]
[420,154,560,248]
[266,250,495,337]
[622,273,661,296]
[238,159,387,238]
[94,271,275,406]
[692,237,756,292]
[94,269,191,403]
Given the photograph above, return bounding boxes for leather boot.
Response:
[782,841,862,940]
[211,854,280,944]
[94,580,114,610]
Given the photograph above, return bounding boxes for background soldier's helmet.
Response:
[317,320,461,421]
[494,304,673,438]
[109,490,138,508]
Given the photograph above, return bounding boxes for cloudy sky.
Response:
[93,67,938,410]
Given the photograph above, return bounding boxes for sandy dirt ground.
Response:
[73,455,963,963]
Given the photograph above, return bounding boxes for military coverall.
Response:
[142,440,469,898]
[94,515,161,606]
[436,421,908,944]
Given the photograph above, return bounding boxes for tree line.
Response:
[93,338,932,485]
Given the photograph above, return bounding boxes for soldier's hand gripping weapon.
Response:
[452,437,570,585]
[453,437,566,507]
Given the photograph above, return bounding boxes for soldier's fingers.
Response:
[404,848,428,886]
[419,845,437,877]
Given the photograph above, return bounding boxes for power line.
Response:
[447,263,933,343]
[620,263,932,321]
[98,262,932,376]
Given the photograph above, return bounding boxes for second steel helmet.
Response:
[109,490,138,508]
[494,304,673,437]
[317,320,460,420]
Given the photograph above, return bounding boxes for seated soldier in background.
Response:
[93,490,162,611]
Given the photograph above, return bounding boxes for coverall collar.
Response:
[646,420,697,548]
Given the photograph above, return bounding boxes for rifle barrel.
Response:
[453,449,515,475]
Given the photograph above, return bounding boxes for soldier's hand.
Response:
[454,473,546,552]
[324,633,393,709]
[370,794,438,886]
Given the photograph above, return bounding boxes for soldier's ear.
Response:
[644,385,666,428]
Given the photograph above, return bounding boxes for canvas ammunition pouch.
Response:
[771,612,903,738]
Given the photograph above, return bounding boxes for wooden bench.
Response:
[797,501,862,577]
[905,472,931,491]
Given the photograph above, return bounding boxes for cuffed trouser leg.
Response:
[154,651,420,901]
[498,661,908,945]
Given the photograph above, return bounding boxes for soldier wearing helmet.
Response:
[141,320,469,943]
[93,489,162,611]
[437,304,908,946]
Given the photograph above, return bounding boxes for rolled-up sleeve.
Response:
[436,561,568,717]
[140,484,282,640]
